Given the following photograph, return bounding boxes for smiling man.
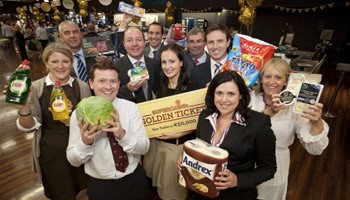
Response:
[116,26,157,103]
[59,21,107,83]
[190,23,231,89]
[116,14,165,59]
[67,60,150,200]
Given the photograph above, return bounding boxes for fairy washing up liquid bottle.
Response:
[50,81,69,121]
[5,60,32,105]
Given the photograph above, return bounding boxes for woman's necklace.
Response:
[263,96,272,107]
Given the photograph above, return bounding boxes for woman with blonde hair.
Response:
[4,42,91,199]
[250,57,329,200]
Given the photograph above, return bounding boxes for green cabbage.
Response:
[75,96,115,129]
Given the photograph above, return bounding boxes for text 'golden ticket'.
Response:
[137,88,207,138]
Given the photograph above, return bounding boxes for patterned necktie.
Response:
[193,59,199,66]
[74,54,88,83]
[214,63,222,77]
[135,61,148,100]
[152,50,157,59]
[107,132,129,173]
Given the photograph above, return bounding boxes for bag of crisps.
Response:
[221,34,276,87]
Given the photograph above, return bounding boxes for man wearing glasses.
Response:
[59,21,106,83]
[185,27,210,77]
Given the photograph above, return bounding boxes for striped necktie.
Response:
[74,54,88,83]
[214,63,222,77]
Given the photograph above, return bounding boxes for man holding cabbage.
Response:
[67,60,150,200]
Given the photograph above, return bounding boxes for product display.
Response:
[180,139,228,198]
[127,66,149,82]
[279,90,295,105]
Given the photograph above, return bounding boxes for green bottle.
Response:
[5,60,32,105]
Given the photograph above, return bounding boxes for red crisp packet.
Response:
[221,34,276,87]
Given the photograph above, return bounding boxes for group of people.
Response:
[3,14,329,200]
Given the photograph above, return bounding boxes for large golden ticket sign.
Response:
[137,88,207,138]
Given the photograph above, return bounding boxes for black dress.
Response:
[39,81,88,200]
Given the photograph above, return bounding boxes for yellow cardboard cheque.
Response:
[137,88,207,138]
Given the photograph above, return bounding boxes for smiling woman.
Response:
[2,42,92,200]
[188,70,276,199]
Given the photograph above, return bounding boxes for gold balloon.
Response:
[132,16,140,24]
[166,1,172,8]
[79,0,88,9]
[167,15,173,24]
[165,8,169,15]
[33,11,38,16]
[80,9,87,18]
[239,6,247,14]
[238,0,246,7]
[22,16,27,21]
[51,3,56,10]
[55,9,60,15]
[54,15,60,22]
[33,6,38,11]
[247,0,263,8]
[238,15,243,23]
[242,7,255,19]
[134,1,142,7]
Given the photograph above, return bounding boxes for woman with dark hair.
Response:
[182,70,276,199]
[14,25,29,61]
[143,43,197,200]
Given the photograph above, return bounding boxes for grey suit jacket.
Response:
[116,55,157,103]
[190,60,212,89]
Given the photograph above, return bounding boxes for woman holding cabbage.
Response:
[250,58,329,200]
[3,42,91,199]
[143,44,197,200]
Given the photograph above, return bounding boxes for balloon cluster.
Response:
[92,6,98,20]
[165,1,174,24]
[238,0,263,26]
[33,6,45,23]
[132,0,142,24]
[51,2,60,24]
[79,0,88,18]
[20,8,27,21]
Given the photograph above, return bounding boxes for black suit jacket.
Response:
[195,110,276,199]
[185,51,210,78]
[116,55,157,103]
[70,55,96,81]
[190,60,212,89]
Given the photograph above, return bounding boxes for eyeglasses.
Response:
[187,40,204,45]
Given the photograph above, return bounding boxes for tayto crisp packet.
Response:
[221,34,276,88]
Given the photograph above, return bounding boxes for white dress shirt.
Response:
[67,97,150,180]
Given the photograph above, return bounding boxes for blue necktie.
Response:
[74,54,88,83]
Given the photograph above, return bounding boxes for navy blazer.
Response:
[116,55,157,103]
[70,55,96,81]
[185,51,210,78]
[195,110,276,199]
[190,60,212,89]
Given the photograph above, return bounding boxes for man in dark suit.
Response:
[185,28,210,77]
[116,26,157,103]
[59,20,106,83]
[190,24,231,89]
[116,14,164,59]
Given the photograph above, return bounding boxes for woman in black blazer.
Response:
[190,70,276,199]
